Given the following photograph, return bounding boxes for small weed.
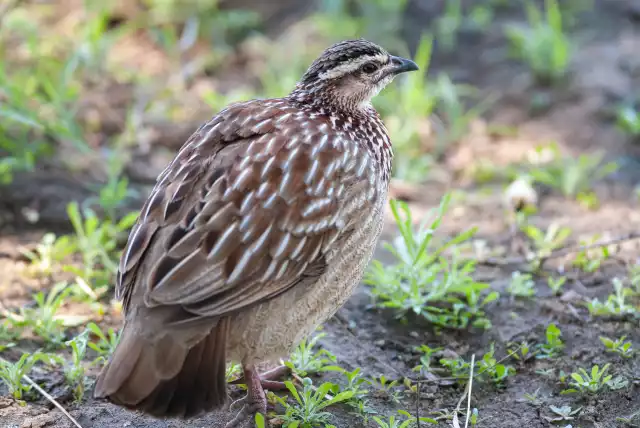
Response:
[435,0,462,52]
[546,276,567,295]
[61,331,90,402]
[572,234,612,273]
[431,73,491,152]
[507,271,536,298]
[521,222,571,270]
[366,195,497,329]
[505,0,571,84]
[85,322,120,363]
[521,388,544,406]
[562,363,627,395]
[20,233,75,277]
[544,405,582,423]
[372,410,437,427]
[0,352,50,400]
[508,341,535,362]
[274,378,354,427]
[600,336,634,358]
[370,375,402,403]
[8,282,72,347]
[413,344,443,376]
[616,105,640,139]
[529,144,617,202]
[285,333,337,377]
[476,345,515,386]
[587,278,637,317]
[536,323,564,359]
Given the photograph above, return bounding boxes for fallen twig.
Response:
[0,357,84,428]
[479,232,640,268]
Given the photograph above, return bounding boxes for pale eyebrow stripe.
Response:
[318,53,388,80]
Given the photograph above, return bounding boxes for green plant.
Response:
[572,235,612,273]
[370,375,402,403]
[285,333,337,377]
[372,410,436,427]
[546,276,567,295]
[521,222,571,269]
[616,105,640,138]
[600,336,634,358]
[562,363,627,395]
[20,233,75,277]
[507,271,536,297]
[366,195,497,329]
[508,341,534,362]
[586,279,637,316]
[536,323,564,359]
[0,352,50,400]
[8,282,72,347]
[431,73,491,153]
[544,405,582,423]
[62,331,90,401]
[85,322,120,362]
[529,144,617,202]
[476,345,515,386]
[274,378,354,427]
[64,202,137,291]
[413,344,443,376]
[505,0,571,84]
[521,388,543,406]
[436,0,462,51]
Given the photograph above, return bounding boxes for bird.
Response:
[93,38,418,427]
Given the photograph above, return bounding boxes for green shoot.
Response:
[507,271,536,298]
[562,363,627,395]
[20,233,75,277]
[545,405,582,423]
[529,144,617,202]
[505,0,571,84]
[616,105,640,138]
[0,352,50,400]
[86,322,120,362]
[586,279,637,316]
[546,276,567,295]
[8,282,72,347]
[372,410,437,427]
[62,331,90,401]
[536,323,564,359]
[600,336,634,358]
[274,378,354,427]
[285,333,337,377]
[366,195,496,329]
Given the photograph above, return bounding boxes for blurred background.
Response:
[2,0,640,427]
[1,0,639,228]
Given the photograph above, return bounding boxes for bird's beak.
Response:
[389,55,419,74]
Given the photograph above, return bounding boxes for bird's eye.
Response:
[361,62,379,74]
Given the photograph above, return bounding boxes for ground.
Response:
[1,1,640,427]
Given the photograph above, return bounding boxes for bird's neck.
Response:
[287,85,394,183]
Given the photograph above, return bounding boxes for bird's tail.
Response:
[93,317,230,418]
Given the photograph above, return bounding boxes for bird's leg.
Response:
[229,364,290,391]
[226,365,267,428]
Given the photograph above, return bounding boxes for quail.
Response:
[93,39,418,426]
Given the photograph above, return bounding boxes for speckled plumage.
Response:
[94,39,418,426]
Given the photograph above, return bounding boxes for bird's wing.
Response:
[117,99,379,322]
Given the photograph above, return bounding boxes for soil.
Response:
[2,1,640,428]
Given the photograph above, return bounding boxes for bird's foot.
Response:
[225,365,269,428]
[230,364,290,391]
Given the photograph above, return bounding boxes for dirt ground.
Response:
[2,0,640,427]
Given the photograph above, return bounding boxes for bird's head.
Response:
[290,39,419,111]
